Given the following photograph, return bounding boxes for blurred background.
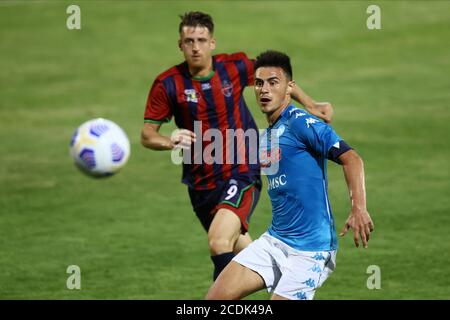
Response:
[0,0,449,299]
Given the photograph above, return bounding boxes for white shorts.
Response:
[233,232,336,300]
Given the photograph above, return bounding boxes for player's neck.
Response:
[188,60,213,78]
[267,101,290,126]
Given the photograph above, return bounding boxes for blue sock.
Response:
[211,252,235,280]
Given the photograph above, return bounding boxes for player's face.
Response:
[179,26,216,70]
[254,67,293,118]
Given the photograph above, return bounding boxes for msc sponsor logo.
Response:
[267,174,287,191]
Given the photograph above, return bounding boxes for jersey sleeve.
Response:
[289,112,343,161]
[230,52,255,87]
[243,55,255,86]
[144,80,172,124]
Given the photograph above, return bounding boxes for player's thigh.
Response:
[208,208,242,244]
[206,261,265,300]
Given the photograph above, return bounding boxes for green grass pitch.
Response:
[0,0,449,299]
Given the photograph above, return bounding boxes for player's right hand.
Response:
[339,208,374,249]
[314,102,334,123]
[170,129,197,150]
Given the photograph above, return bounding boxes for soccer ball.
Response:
[70,118,130,177]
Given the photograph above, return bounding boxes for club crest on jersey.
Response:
[221,80,233,97]
[184,89,199,103]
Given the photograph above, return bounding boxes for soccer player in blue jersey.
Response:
[206,50,374,300]
[141,12,334,281]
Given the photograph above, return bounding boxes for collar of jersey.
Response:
[192,70,215,81]
[270,104,295,128]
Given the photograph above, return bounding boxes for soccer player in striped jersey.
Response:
[206,50,374,300]
[141,12,333,281]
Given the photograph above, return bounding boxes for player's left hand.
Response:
[339,208,374,248]
[313,102,334,123]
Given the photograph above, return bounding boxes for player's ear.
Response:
[287,80,295,96]
[210,37,216,50]
[178,39,182,51]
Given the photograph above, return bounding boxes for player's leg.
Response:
[208,208,242,254]
[206,261,265,300]
[208,208,242,280]
[188,187,242,280]
[189,177,261,280]
[208,177,261,280]
[207,233,284,299]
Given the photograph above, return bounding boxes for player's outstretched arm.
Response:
[291,83,334,123]
[141,122,196,151]
[338,150,374,248]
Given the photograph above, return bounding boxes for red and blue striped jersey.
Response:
[144,52,260,190]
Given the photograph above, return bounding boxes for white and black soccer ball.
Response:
[70,118,130,177]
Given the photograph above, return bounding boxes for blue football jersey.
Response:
[259,105,343,251]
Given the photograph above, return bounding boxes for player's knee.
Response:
[208,236,234,254]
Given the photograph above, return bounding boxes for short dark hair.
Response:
[179,11,214,34]
[254,50,293,80]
